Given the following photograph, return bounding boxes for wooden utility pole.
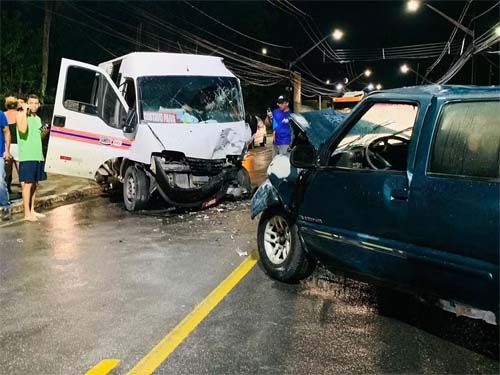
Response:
[41,1,54,100]
[292,71,301,112]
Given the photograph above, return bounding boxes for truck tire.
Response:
[257,208,316,283]
[123,165,150,211]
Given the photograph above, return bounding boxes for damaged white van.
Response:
[45,52,252,211]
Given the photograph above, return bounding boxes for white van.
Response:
[45,52,252,211]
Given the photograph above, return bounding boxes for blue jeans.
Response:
[0,157,10,209]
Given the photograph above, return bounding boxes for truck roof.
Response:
[372,85,500,100]
[98,52,235,79]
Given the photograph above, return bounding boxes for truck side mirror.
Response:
[290,144,316,169]
[122,109,137,134]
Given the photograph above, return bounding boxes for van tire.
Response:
[123,165,150,211]
[257,209,316,283]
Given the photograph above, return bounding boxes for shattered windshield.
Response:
[138,76,244,124]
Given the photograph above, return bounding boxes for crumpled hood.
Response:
[290,110,348,150]
[138,121,252,160]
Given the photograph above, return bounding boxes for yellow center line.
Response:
[127,250,259,375]
[85,359,120,375]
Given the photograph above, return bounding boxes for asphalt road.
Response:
[0,145,498,374]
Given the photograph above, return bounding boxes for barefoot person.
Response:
[16,94,47,221]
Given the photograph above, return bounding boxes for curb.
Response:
[10,185,103,215]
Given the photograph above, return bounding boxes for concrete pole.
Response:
[292,71,301,112]
[318,95,322,110]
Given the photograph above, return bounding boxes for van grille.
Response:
[186,158,226,176]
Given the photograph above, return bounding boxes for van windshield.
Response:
[138,76,244,124]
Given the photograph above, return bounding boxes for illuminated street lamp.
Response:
[336,83,344,91]
[376,84,383,90]
[289,28,345,68]
[367,83,375,91]
[400,63,433,84]
[406,0,421,12]
[261,47,268,55]
[496,25,500,37]
[406,0,474,36]
[326,79,331,85]
[332,29,344,41]
[345,68,373,88]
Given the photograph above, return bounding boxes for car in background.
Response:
[252,85,500,324]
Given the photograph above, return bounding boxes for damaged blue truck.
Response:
[252,85,500,324]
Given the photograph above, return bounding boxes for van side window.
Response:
[122,78,136,109]
[63,66,99,115]
[429,101,500,179]
[101,80,127,129]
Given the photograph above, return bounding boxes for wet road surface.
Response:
[1,145,498,374]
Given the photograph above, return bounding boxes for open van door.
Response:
[45,58,129,179]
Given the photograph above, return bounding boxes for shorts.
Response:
[19,161,47,183]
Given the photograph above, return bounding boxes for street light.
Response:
[406,0,474,36]
[406,0,421,12]
[376,84,383,90]
[332,29,344,41]
[367,83,374,91]
[496,25,500,37]
[336,83,344,91]
[345,68,373,88]
[289,28,345,68]
[326,79,331,85]
[261,47,268,55]
[400,63,433,84]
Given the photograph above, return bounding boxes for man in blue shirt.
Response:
[0,110,11,220]
[267,95,293,158]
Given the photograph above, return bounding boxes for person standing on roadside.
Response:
[16,94,47,221]
[265,95,293,158]
[4,96,21,194]
[0,109,11,220]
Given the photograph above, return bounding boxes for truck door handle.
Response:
[53,116,66,127]
[390,189,408,201]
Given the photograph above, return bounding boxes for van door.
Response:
[45,58,129,179]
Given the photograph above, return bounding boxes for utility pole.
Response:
[292,71,302,112]
[41,1,54,100]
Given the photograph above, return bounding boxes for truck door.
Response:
[45,58,129,179]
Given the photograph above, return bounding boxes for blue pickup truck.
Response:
[252,85,499,324]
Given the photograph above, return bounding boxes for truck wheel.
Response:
[123,165,150,211]
[257,209,316,283]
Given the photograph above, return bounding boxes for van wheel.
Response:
[123,165,150,211]
[257,209,316,283]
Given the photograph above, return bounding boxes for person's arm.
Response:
[3,126,11,159]
[16,104,28,134]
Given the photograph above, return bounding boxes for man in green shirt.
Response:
[16,94,47,222]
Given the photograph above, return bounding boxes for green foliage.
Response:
[0,10,42,103]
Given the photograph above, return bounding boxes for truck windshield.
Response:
[138,76,244,124]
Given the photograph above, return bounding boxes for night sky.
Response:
[1,0,499,112]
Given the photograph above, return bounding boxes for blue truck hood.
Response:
[290,110,348,150]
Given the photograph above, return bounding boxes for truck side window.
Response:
[429,101,500,179]
[101,80,126,129]
[63,66,99,115]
